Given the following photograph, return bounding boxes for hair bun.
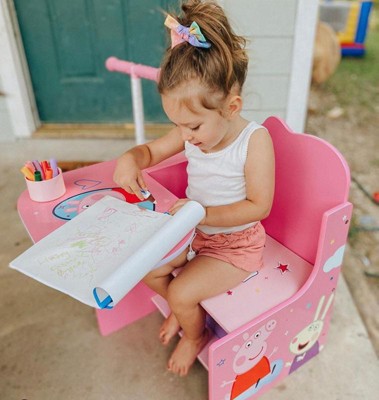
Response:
[181,0,202,14]
[180,0,203,25]
[159,0,248,98]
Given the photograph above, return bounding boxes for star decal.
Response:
[275,262,291,274]
[227,290,233,296]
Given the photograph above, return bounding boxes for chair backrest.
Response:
[262,117,350,264]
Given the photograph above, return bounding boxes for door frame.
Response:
[0,0,38,138]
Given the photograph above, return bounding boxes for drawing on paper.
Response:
[33,198,171,287]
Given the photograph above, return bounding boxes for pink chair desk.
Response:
[146,117,353,400]
[17,155,190,334]
[17,117,353,400]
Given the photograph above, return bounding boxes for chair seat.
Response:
[156,235,313,335]
[201,235,313,333]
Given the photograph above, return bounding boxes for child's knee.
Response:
[145,262,175,281]
[142,270,156,283]
[167,279,193,312]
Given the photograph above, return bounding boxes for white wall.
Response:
[0,0,317,140]
[222,0,318,131]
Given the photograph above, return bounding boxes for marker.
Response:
[20,166,35,181]
[141,189,156,204]
[45,168,53,180]
[34,171,42,181]
[32,160,44,179]
[49,158,59,177]
[25,161,36,172]
[40,160,50,180]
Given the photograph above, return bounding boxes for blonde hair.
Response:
[158,0,248,109]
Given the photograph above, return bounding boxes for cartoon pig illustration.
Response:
[53,187,154,220]
[287,292,334,373]
[222,319,280,400]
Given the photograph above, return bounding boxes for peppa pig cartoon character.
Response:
[53,187,154,220]
[287,292,334,373]
[222,319,282,400]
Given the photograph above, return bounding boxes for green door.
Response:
[13,0,177,123]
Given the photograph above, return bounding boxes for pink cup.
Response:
[25,168,66,202]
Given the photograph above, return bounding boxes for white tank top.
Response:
[185,121,264,235]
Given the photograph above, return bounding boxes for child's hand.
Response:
[169,199,207,224]
[169,199,190,215]
[113,154,147,201]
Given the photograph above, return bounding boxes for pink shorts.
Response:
[191,222,266,272]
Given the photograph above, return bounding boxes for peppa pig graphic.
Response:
[53,187,154,220]
[287,292,335,373]
[222,319,283,400]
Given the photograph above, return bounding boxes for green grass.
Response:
[324,4,379,111]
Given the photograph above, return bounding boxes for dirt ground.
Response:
[306,86,379,357]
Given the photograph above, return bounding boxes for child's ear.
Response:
[225,95,243,119]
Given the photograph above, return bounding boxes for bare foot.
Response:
[159,313,181,346]
[167,329,209,376]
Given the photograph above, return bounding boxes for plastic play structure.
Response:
[319,1,373,56]
[17,58,352,399]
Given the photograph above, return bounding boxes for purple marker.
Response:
[49,158,59,177]
[32,160,44,179]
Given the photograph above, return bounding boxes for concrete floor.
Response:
[1,138,378,400]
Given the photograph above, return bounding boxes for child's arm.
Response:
[200,128,275,226]
[113,127,184,200]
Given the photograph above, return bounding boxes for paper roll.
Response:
[93,201,205,308]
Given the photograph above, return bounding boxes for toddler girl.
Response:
[113,0,275,377]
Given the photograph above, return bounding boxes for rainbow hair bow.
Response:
[165,15,211,49]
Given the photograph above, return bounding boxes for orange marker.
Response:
[40,160,49,180]
[45,168,53,180]
[20,166,35,181]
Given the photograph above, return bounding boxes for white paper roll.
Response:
[94,201,205,308]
